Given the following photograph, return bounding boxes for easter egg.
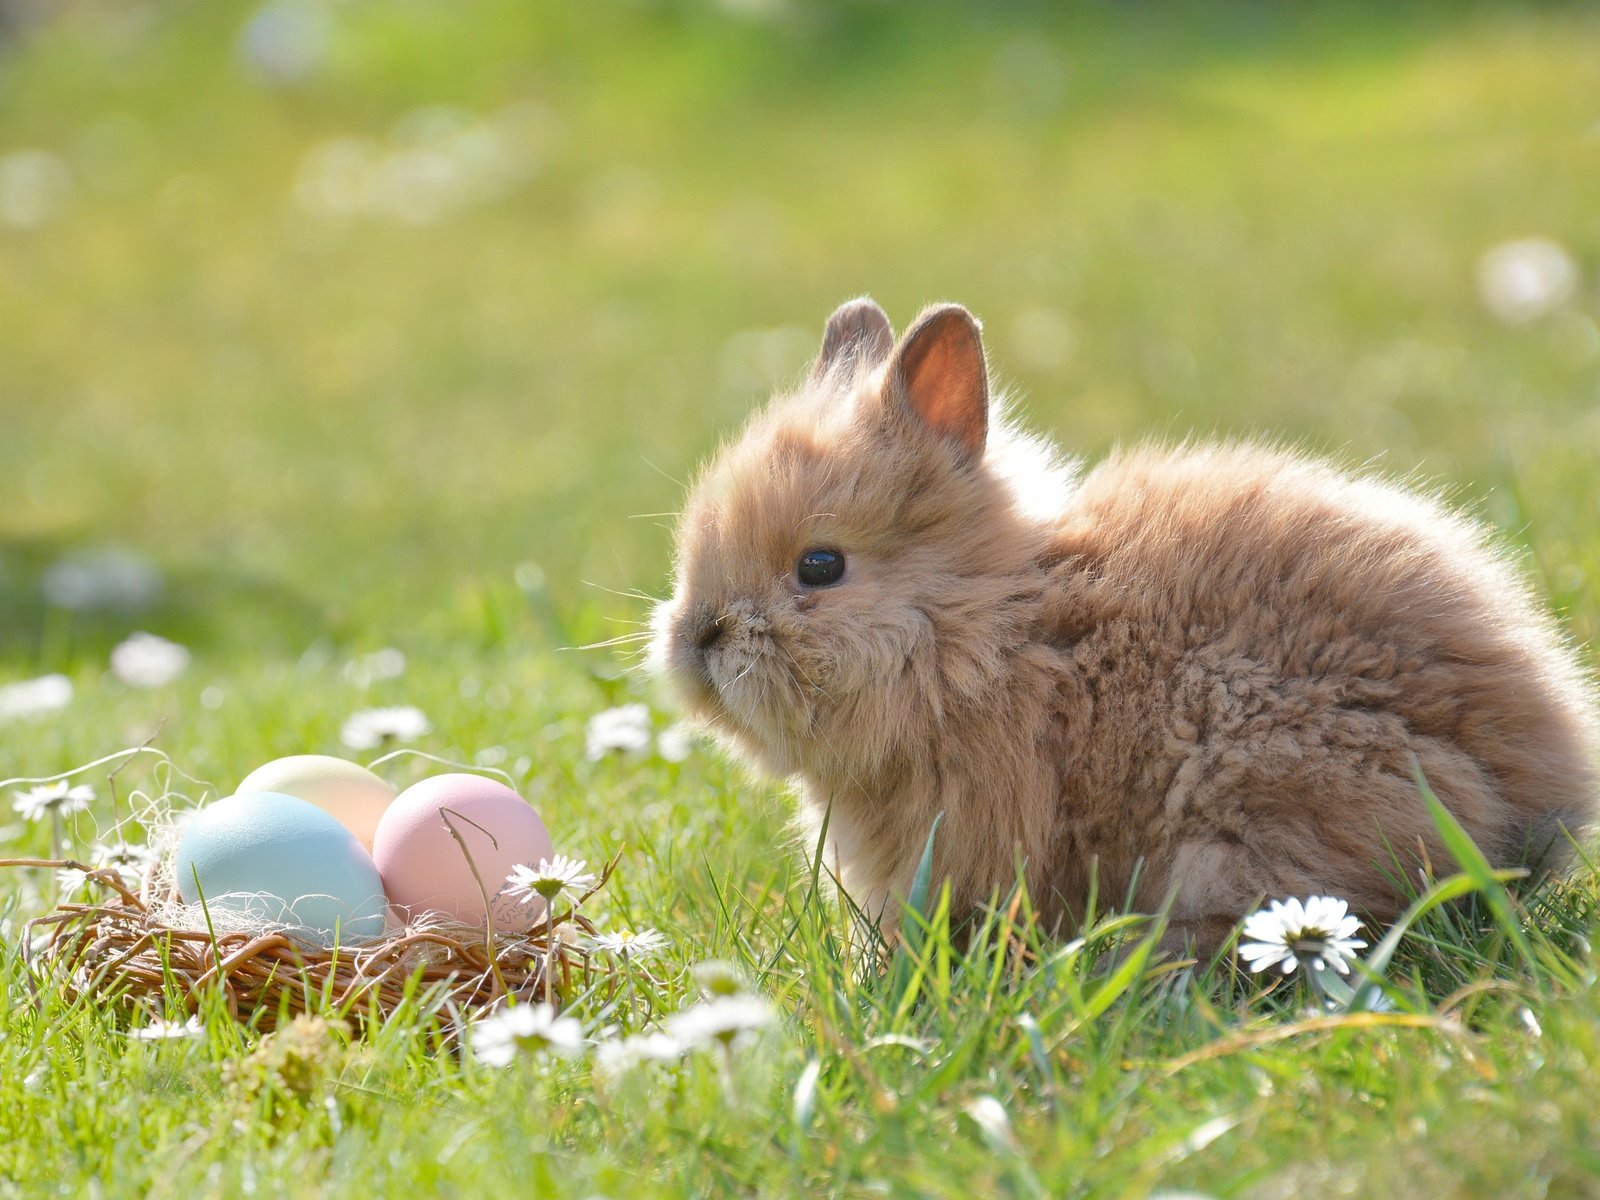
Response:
[235,755,396,851]
[372,773,553,932]
[176,791,388,948]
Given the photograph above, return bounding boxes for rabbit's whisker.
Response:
[562,632,654,651]
[580,580,665,604]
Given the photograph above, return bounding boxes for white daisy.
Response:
[127,1015,205,1041]
[585,703,652,760]
[40,546,162,612]
[587,927,669,962]
[1477,237,1579,325]
[339,705,430,750]
[655,724,694,763]
[1237,895,1368,976]
[504,855,598,910]
[664,994,775,1050]
[236,1,330,86]
[341,647,407,688]
[12,782,94,823]
[0,148,73,230]
[964,1095,1021,1153]
[0,674,73,723]
[593,1030,685,1078]
[470,1002,583,1067]
[57,842,156,895]
[65,842,157,890]
[690,959,748,998]
[109,632,191,688]
[1518,1007,1543,1039]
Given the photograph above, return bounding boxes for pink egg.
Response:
[372,774,554,932]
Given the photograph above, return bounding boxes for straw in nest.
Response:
[3,856,625,1031]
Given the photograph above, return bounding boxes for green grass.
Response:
[4,1,1600,1195]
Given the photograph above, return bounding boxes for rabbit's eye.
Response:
[796,549,845,587]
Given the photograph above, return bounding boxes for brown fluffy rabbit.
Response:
[651,297,1599,952]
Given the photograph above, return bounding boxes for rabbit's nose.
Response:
[684,608,725,654]
[695,615,726,651]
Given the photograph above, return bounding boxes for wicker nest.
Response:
[3,856,622,1031]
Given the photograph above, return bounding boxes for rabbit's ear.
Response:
[812,297,895,382]
[888,303,988,461]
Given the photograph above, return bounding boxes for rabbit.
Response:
[649,296,1599,954]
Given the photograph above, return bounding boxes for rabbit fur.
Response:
[650,297,1598,952]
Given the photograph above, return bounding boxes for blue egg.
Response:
[176,791,388,948]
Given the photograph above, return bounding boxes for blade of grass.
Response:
[1346,869,1523,1013]
[887,813,944,1009]
[1413,761,1540,982]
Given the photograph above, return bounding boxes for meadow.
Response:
[3,1,1600,1195]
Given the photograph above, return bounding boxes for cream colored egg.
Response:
[235,755,397,851]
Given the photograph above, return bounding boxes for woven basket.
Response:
[4,856,620,1031]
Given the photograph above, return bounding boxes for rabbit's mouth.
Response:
[652,596,808,752]
[697,618,785,724]
[648,602,722,715]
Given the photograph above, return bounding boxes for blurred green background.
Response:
[4,10,1600,1192]
[1,0,1598,769]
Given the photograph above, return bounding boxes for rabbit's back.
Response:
[1034,443,1597,939]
